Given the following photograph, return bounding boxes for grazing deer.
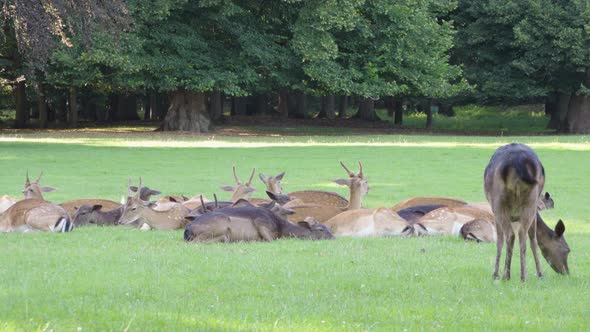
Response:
[287,161,369,223]
[391,196,467,212]
[484,143,547,281]
[119,178,190,230]
[323,207,415,237]
[22,171,56,200]
[73,204,124,226]
[184,205,334,242]
[0,199,73,232]
[220,166,257,202]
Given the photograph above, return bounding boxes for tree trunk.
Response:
[117,94,140,121]
[566,93,590,134]
[338,95,348,118]
[209,91,223,121]
[148,92,158,121]
[231,97,247,116]
[425,101,433,130]
[358,97,375,121]
[319,95,335,119]
[161,90,210,132]
[68,86,78,128]
[278,90,289,119]
[55,93,67,124]
[290,91,306,118]
[14,80,27,128]
[36,83,48,128]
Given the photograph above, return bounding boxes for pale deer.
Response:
[0,199,73,232]
[391,196,467,212]
[484,143,547,281]
[287,161,369,223]
[22,171,56,200]
[259,172,285,195]
[118,178,191,230]
[414,205,495,236]
[220,166,257,202]
[323,207,415,237]
[184,205,333,242]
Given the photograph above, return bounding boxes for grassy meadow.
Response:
[1,132,590,331]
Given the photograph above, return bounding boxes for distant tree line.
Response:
[0,0,589,133]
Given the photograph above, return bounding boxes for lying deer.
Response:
[391,196,467,212]
[323,207,415,237]
[484,143,547,281]
[0,199,73,232]
[287,161,368,223]
[413,205,495,236]
[220,166,257,202]
[259,172,285,195]
[22,171,56,200]
[119,178,190,230]
[0,195,17,214]
[73,204,123,226]
[184,205,334,242]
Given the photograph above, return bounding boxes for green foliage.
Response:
[1,135,590,330]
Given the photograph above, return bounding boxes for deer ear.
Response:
[92,205,103,211]
[232,199,253,207]
[168,197,178,203]
[555,220,566,237]
[245,187,256,193]
[275,172,285,181]
[545,192,551,199]
[220,185,235,192]
[41,186,56,193]
[150,189,162,196]
[259,173,267,183]
[266,190,278,201]
[333,178,351,186]
[129,186,138,192]
[185,215,197,222]
[297,220,312,229]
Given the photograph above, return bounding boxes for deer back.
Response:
[287,190,348,207]
[391,196,467,212]
[0,195,17,214]
[60,199,121,218]
[1,199,71,232]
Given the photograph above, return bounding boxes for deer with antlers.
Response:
[220,166,257,203]
[118,178,190,230]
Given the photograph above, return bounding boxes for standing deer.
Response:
[220,166,257,202]
[119,178,190,230]
[484,143,548,281]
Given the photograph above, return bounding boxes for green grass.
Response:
[1,133,590,331]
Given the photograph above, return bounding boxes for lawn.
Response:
[0,133,589,331]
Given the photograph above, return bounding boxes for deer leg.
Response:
[529,215,544,278]
[503,225,515,280]
[252,218,278,241]
[493,221,504,280]
[518,224,529,282]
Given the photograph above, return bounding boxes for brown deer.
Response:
[22,171,56,200]
[0,195,17,214]
[259,172,285,195]
[413,205,495,236]
[484,143,547,281]
[287,161,368,223]
[184,205,334,242]
[60,199,121,218]
[118,178,190,230]
[391,196,467,212]
[72,204,124,226]
[220,166,257,202]
[0,199,73,232]
[323,207,415,237]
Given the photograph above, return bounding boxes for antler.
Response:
[199,195,206,214]
[25,170,30,187]
[127,177,131,198]
[232,165,242,185]
[214,193,219,208]
[136,177,142,198]
[35,170,44,183]
[340,161,355,177]
[246,168,255,186]
[358,160,363,178]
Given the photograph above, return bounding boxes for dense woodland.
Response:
[0,0,589,133]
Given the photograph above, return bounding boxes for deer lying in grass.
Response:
[73,204,123,226]
[323,207,415,237]
[22,171,56,200]
[287,161,368,223]
[183,204,334,242]
[118,178,190,230]
[0,199,73,232]
[391,196,467,212]
[484,143,556,281]
[413,205,495,236]
[220,166,257,202]
[60,199,121,218]
[460,191,555,242]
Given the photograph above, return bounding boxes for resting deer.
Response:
[0,199,73,232]
[287,161,368,223]
[73,204,124,226]
[413,205,495,236]
[259,172,285,195]
[220,166,257,202]
[184,205,333,242]
[119,178,190,230]
[60,199,121,218]
[391,196,467,212]
[323,207,415,237]
[22,171,56,200]
[484,143,549,281]
[0,195,17,214]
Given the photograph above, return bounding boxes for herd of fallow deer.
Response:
[0,143,570,280]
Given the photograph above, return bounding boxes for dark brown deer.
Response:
[184,205,334,242]
[484,143,548,281]
[72,204,124,226]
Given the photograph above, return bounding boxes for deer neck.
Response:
[347,187,363,210]
[140,205,188,230]
[278,218,311,239]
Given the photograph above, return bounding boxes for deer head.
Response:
[259,172,285,194]
[119,177,150,225]
[220,166,256,202]
[129,185,162,201]
[22,170,56,200]
[333,161,369,209]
